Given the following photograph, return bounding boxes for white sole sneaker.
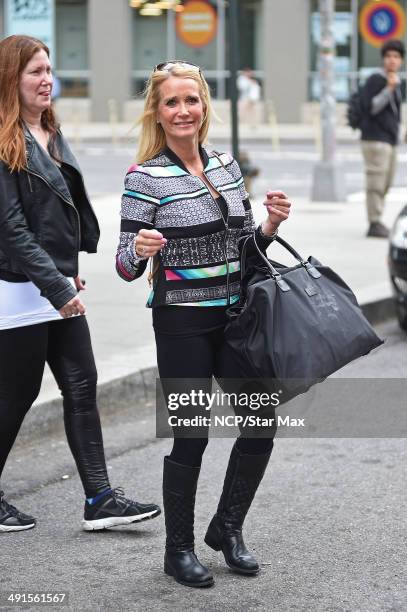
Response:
[82,509,160,531]
[0,522,36,532]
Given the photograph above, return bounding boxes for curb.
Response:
[361,296,396,326]
[19,296,396,442]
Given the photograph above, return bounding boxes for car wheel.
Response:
[396,303,407,331]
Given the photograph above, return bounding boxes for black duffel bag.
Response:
[224,233,384,401]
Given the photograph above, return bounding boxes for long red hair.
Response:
[0,35,59,171]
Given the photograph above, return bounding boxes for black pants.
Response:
[0,316,110,497]
[155,328,275,467]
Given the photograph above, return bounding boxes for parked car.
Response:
[389,205,407,331]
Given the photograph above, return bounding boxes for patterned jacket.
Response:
[115,146,275,307]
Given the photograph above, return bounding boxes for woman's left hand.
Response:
[262,190,291,235]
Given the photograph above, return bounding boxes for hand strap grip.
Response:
[240,231,321,289]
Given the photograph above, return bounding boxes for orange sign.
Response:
[176,0,217,48]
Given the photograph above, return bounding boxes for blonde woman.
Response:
[116,61,291,587]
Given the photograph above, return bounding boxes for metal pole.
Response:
[228,0,240,162]
[320,0,336,164]
[167,5,176,60]
[216,0,226,100]
[351,0,359,91]
[311,0,346,201]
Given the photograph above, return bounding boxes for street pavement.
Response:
[1,320,406,612]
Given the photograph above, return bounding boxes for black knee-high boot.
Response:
[163,456,214,588]
[204,442,273,575]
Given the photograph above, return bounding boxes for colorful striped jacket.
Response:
[115,146,275,307]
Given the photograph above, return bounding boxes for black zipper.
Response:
[26,172,33,193]
[25,169,81,253]
[164,145,231,306]
[197,173,231,306]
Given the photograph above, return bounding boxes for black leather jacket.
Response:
[0,128,99,309]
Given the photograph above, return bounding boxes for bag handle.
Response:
[274,235,305,262]
[240,231,321,291]
[240,233,291,291]
[274,235,321,278]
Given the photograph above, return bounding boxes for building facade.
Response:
[0,0,406,123]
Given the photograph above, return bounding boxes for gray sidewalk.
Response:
[28,182,401,426]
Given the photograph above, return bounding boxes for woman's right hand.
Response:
[59,296,86,318]
[134,229,167,258]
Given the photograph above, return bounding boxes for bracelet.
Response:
[258,223,278,240]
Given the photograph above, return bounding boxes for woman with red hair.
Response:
[0,35,160,532]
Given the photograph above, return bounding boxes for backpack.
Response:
[346,89,363,130]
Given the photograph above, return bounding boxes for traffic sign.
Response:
[176,0,217,48]
[359,1,406,48]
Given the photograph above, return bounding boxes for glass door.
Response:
[309,0,353,101]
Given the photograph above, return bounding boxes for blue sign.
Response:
[371,8,395,35]
[5,0,55,59]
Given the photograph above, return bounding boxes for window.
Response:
[309,0,352,101]
[55,0,88,97]
[130,0,262,99]
[309,0,407,100]
[224,0,263,98]
[131,1,219,96]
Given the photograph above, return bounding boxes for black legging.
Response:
[155,327,275,467]
[0,316,110,497]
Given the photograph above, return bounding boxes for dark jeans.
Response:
[0,316,110,497]
[155,327,275,467]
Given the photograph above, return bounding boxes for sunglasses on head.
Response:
[154,61,201,74]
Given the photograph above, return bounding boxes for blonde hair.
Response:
[137,65,212,164]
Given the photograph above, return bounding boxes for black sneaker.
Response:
[367,222,389,238]
[82,487,161,531]
[0,491,36,532]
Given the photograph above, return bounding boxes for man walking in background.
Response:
[360,39,404,238]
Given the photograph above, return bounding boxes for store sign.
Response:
[359,0,406,48]
[5,0,54,55]
[176,0,217,48]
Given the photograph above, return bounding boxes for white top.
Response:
[237,74,261,102]
[0,278,75,331]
